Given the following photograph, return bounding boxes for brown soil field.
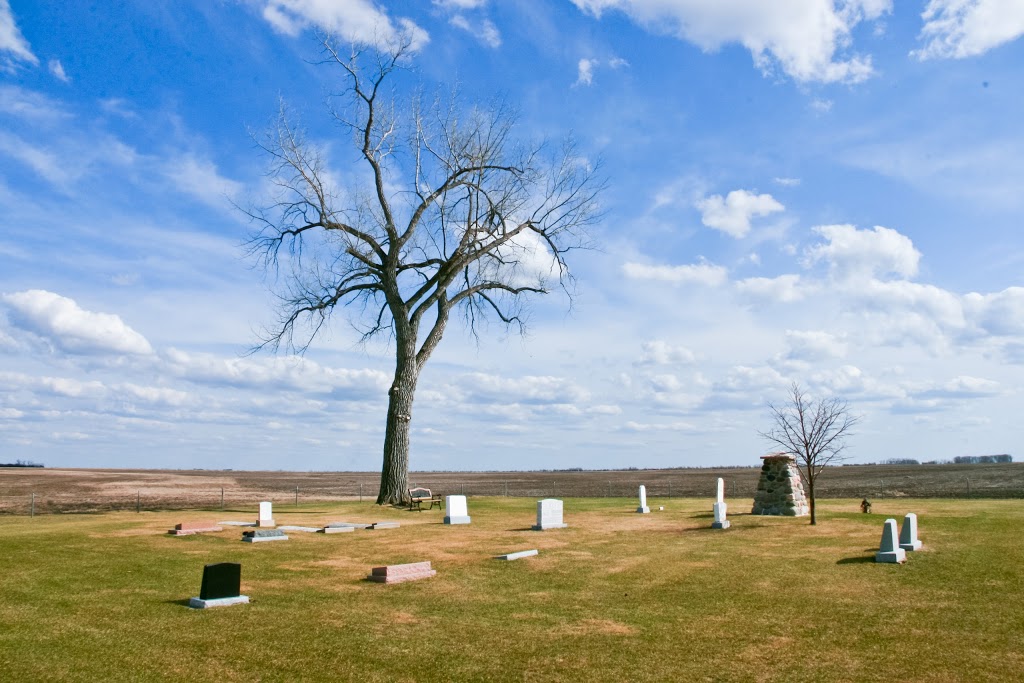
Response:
[1,461,1021,515]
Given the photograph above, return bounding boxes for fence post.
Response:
[220,487,224,510]
[461,482,465,496]
[607,481,611,498]
[295,486,299,506]
[359,482,363,502]
[136,490,140,513]
[30,493,35,517]
[668,482,672,499]
[967,478,971,497]
[503,481,508,497]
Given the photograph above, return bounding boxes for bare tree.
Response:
[759,383,859,525]
[246,35,604,505]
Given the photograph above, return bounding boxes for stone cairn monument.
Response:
[751,453,810,516]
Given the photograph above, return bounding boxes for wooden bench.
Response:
[408,487,443,511]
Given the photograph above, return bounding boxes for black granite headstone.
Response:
[199,562,241,600]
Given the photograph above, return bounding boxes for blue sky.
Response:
[2,0,1023,471]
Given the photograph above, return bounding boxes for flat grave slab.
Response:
[495,549,539,561]
[371,522,400,530]
[368,561,436,584]
[242,529,289,543]
[219,521,257,527]
[328,521,373,529]
[189,596,250,608]
[319,525,355,534]
[277,526,321,533]
[168,521,223,535]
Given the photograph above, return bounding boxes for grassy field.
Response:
[1,497,1022,681]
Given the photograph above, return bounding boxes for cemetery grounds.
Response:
[1,494,1022,681]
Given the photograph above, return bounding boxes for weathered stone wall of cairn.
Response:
[752,453,810,516]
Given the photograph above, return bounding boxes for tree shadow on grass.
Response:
[836,553,876,565]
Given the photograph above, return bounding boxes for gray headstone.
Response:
[875,518,906,563]
[899,512,922,551]
[532,499,567,530]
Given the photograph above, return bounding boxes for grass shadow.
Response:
[836,555,876,565]
[166,598,194,607]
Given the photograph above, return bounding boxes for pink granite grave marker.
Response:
[367,561,436,584]
[168,521,223,536]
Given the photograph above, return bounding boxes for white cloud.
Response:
[810,97,833,113]
[963,287,1024,336]
[569,0,891,83]
[163,153,243,209]
[773,177,801,186]
[434,0,487,8]
[576,58,596,86]
[454,372,590,404]
[260,0,429,51]
[784,329,847,361]
[0,85,68,123]
[0,0,37,67]
[912,375,1001,399]
[164,349,390,396]
[48,59,69,82]
[638,340,696,365]
[696,190,784,238]
[622,260,728,286]
[449,15,501,47]
[915,0,1024,59]
[804,224,921,280]
[1,290,154,356]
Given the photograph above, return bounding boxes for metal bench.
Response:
[408,487,443,511]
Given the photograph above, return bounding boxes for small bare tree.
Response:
[759,382,858,525]
[246,35,603,505]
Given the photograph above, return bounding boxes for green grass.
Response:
[1,498,1022,682]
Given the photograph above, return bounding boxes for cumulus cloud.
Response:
[804,224,921,280]
[915,0,1024,59]
[735,274,806,303]
[638,340,696,365]
[622,260,728,286]
[454,372,590,404]
[963,287,1024,336]
[569,0,891,83]
[260,0,428,51]
[1,290,154,356]
[696,190,784,238]
[0,0,37,68]
[164,349,390,397]
[575,58,597,86]
[784,329,847,361]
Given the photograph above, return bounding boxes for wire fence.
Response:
[3,472,1022,516]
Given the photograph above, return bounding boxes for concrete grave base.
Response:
[495,549,538,561]
[256,519,276,528]
[368,561,436,584]
[711,520,731,529]
[371,522,400,530]
[242,535,289,543]
[168,527,223,536]
[218,521,257,527]
[636,506,650,514]
[900,540,923,551]
[532,523,568,530]
[319,526,355,534]
[188,595,249,609]
[277,526,320,533]
[875,549,907,563]
[444,515,471,525]
[329,521,373,529]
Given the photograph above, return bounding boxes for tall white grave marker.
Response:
[899,513,922,551]
[712,477,730,529]
[636,485,650,514]
[875,518,907,563]
[257,501,275,527]
[444,495,471,525]
[532,499,567,530]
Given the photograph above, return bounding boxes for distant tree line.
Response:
[953,454,1013,464]
[0,460,44,468]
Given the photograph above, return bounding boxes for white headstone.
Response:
[899,512,922,551]
[444,495,471,525]
[875,518,907,563]
[712,502,730,529]
[716,477,725,504]
[532,498,567,530]
[257,501,275,527]
[636,485,650,514]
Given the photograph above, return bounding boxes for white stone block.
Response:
[712,501,730,529]
[444,495,471,524]
[716,477,725,504]
[257,501,274,527]
[637,485,649,513]
[242,534,289,543]
[188,595,249,609]
[899,512,923,551]
[876,518,907,563]
[495,549,539,561]
[532,499,567,530]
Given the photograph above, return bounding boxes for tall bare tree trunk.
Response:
[376,343,418,505]
[807,476,817,526]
